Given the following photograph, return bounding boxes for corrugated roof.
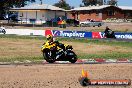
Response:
[71,5,111,11]
[71,5,132,11]
[11,4,65,11]
[11,4,132,11]
[118,6,132,10]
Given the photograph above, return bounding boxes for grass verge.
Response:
[78,52,132,59]
[0,34,132,62]
[0,56,43,62]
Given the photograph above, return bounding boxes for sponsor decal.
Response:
[45,29,53,36]
[53,30,61,36]
[92,32,103,39]
[60,31,85,38]
[115,33,132,39]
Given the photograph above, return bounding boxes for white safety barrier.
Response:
[5,29,45,36]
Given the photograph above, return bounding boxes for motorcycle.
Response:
[104,30,116,39]
[0,27,6,34]
[41,41,78,63]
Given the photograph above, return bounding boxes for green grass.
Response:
[0,34,45,40]
[78,52,132,59]
[0,34,132,62]
[0,56,43,62]
[1,34,131,47]
[57,38,132,48]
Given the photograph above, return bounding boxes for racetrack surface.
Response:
[0,63,131,88]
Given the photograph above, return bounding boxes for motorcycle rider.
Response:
[45,34,65,49]
[45,34,55,45]
[45,34,66,59]
[104,26,116,38]
[104,26,112,35]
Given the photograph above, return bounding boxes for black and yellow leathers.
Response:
[41,41,68,52]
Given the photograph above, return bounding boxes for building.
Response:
[10,4,67,24]
[119,6,132,19]
[10,4,132,23]
[70,5,132,21]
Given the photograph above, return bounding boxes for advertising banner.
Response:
[45,29,132,39]
[45,30,92,38]
[115,33,132,39]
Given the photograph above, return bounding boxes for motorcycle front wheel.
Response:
[43,51,55,63]
[69,56,77,63]
[66,51,77,63]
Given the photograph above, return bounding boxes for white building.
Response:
[10,4,67,24]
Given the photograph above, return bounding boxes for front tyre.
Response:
[2,29,6,34]
[70,56,77,63]
[98,23,101,27]
[67,51,77,63]
[43,52,55,63]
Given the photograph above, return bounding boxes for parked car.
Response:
[0,26,6,34]
[80,19,104,27]
[2,13,19,22]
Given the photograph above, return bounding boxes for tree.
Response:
[97,0,104,5]
[53,0,72,10]
[0,0,35,19]
[0,0,35,8]
[107,0,118,5]
[82,0,118,6]
[40,0,42,5]
[82,0,104,6]
[82,0,95,6]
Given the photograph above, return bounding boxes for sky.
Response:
[34,0,132,7]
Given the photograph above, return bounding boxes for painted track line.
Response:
[0,59,132,65]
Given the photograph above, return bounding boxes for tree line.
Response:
[0,0,118,11]
[54,0,118,10]
[82,0,117,6]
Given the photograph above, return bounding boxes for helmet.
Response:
[106,26,109,29]
[46,34,53,40]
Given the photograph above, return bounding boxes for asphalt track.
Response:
[0,59,132,66]
[101,38,132,42]
[0,63,131,88]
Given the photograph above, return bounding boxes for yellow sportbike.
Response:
[41,41,77,63]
